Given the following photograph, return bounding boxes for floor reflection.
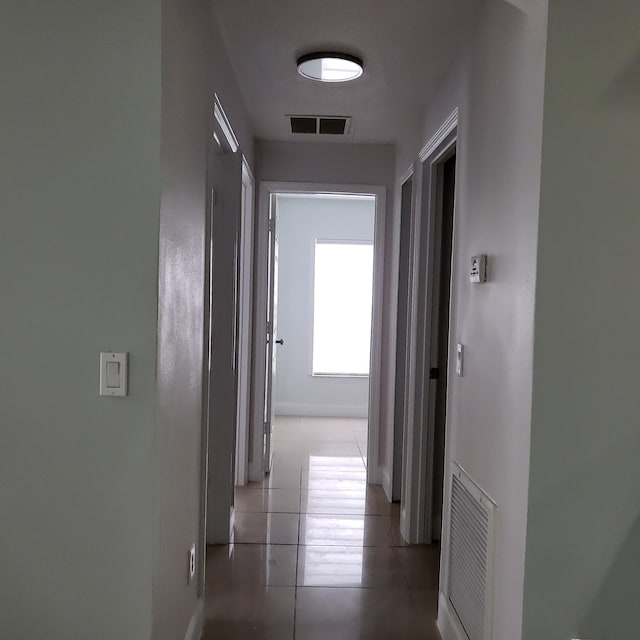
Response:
[204,416,441,640]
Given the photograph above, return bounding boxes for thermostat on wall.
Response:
[470,254,487,283]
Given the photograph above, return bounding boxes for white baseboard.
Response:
[381,465,393,502]
[275,402,368,418]
[437,591,466,640]
[184,600,204,640]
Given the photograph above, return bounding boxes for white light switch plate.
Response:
[456,344,464,377]
[99,352,128,396]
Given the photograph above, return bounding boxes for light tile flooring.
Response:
[204,416,441,640]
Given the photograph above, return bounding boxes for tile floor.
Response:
[204,416,441,640]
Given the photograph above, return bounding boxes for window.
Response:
[312,240,374,376]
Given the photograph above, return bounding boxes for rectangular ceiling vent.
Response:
[288,115,352,136]
[446,462,497,640]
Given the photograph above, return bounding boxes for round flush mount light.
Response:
[297,52,364,83]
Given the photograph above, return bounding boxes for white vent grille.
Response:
[447,463,496,640]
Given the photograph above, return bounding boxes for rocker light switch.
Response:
[100,352,128,397]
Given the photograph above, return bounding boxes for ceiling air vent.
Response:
[288,115,352,136]
[290,116,317,134]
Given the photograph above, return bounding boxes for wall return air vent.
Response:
[446,462,497,640]
[289,115,352,136]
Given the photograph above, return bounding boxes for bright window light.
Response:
[313,240,374,376]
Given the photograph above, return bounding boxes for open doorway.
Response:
[400,125,457,550]
[262,193,376,514]
[249,183,387,487]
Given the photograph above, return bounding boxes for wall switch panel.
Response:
[99,352,128,397]
[470,254,487,283]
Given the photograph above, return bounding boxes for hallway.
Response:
[204,416,441,639]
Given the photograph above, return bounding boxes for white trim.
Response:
[381,465,393,502]
[399,163,415,185]
[251,181,386,486]
[501,0,534,13]
[275,402,368,418]
[213,93,239,153]
[436,592,466,640]
[241,155,254,183]
[419,108,459,162]
[184,600,204,640]
[235,157,255,486]
[389,166,417,503]
[401,111,459,544]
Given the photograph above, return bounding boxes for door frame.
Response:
[234,157,255,486]
[250,181,387,484]
[400,109,459,544]
[388,164,416,502]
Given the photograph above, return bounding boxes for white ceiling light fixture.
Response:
[297,52,364,83]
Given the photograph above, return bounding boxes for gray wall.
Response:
[275,195,375,418]
[0,2,161,638]
[392,2,548,639]
[156,2,254,638]
[523,2,640,638]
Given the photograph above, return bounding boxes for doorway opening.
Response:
[248,183,387,489]
[259,192,376,537]
[399,128,457,554]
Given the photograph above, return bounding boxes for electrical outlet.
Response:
[187,543,196,583]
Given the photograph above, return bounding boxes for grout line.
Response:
[291,466,303,639]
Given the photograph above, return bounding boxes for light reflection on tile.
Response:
[234,488,301,513]
[206,543,298,588]
[299,514,393,547]
[233,512,300,545]
[206,417,442,639]
[299,545,364,586]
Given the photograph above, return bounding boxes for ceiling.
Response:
[212,0,479,145]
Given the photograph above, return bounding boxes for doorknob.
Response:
[275,338,284,345]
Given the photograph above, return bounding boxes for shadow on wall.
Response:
[579,512,640,638]
[602,50,640,108]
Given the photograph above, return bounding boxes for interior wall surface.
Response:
[523,2,640,639]
[256,141,395,467]
[393,1,548,638]
[156,3,253,638]
[0,2,161,638]
[274,195,375,418]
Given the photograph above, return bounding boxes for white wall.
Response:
[156,2,254,639]
[274,195,375,418]
[523,2,640,639]
[0,3,161,638]
[392,2,548,639]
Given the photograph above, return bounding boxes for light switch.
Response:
[100,352,128,397]
[456,344,464,377]
[105,361,120,388]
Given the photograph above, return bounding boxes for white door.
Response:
[204,124,242,544]
[262,198,280,474]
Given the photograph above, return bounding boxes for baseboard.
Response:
[381,465,393,502]
[275,402,368,418]
[437,591,466,640]
[184,599,204,640]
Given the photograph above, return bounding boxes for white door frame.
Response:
[400,109,459,543]
[250,181,387,484]
[388,164,416,502]
[201,95,243,549]
[234,157,255,486]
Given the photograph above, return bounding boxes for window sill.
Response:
[311,373,370,379]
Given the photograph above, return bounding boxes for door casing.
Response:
[250,181,387,484]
